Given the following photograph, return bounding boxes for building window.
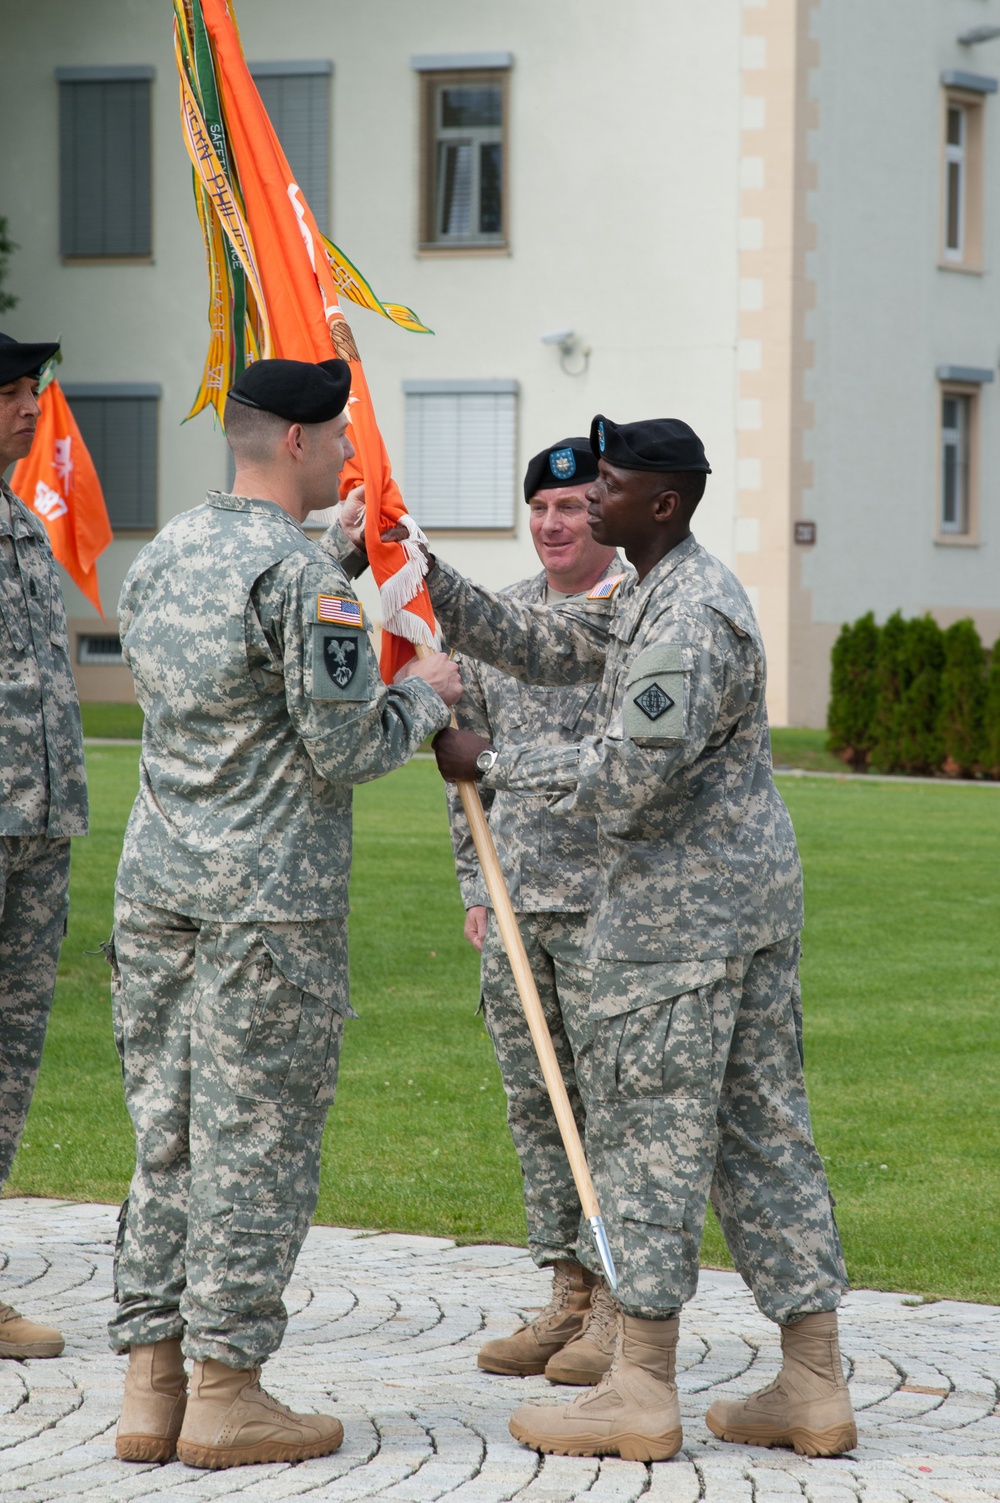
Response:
[403,380,517,528]
[77,634,124,666]
[944,103,966,259]
[940,390,971,532]
[939,72,995,271]
[56,67,153,259]
[62,384,160,532]
[414,54,511,250]
[250,62,331,234]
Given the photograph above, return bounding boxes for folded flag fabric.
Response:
[10,372,113,616]
[174,0,437,679]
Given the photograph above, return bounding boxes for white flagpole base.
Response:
[589,1215,618,1293]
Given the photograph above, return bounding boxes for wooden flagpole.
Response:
[417,647,618,1290]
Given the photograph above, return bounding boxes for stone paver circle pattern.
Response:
[0,1200,998,1501]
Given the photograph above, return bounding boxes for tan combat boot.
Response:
[0,1302,64,1359]
[544,1279,617,1385]
[705,1310,857,1457]
[478,1259,597,1376]
[175,1357,344,1469]
[116,1338,188,1462]
[510,1312,683,1461]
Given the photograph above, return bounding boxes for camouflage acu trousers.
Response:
[0,836,70,1186]
[581,935,847,1325]
[108,895,347,1368]
[480,911,593,1267]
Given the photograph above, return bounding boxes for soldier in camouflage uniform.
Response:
[109,357,460,1471]
[0,332,87,1363]
[429,414,856,1462]
[446,437,622,1385]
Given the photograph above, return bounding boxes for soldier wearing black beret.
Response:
[108,357,461,1470]
[445,435,623,1385]
[426,412,856,1462]
[0,333,87,1363]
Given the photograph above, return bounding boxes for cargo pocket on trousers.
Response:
[619,1195,686,1297]
[217,1202,300,1312]
[236,933,346,1108]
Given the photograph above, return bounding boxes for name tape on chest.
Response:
[587,573,627,601]
[317,595,363,628]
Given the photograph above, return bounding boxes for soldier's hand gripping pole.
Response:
[414,646,617,1291]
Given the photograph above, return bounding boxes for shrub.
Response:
[870,611,909,773]
[938,619,986,776]
[895,615,945,775]
[982,635,1000,778]
[827,612,880,768]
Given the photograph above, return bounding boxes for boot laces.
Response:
[0,1304,19,1325]
[585,1312,625,1398]
[522,1261,577,1332]
[579,1282,618,1354]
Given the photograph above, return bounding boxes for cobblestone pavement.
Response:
[0,1198,997,1502]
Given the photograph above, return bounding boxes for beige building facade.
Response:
[1,0,999,723]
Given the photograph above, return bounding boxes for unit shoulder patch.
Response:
[587,572,628,601]
[309,623,370,701]
[318,594,363,628]
[622,642,690,745]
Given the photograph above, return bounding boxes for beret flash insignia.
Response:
[597,420,606,453]
[549,446,577,480]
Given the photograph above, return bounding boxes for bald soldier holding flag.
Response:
[108,357,461,1471]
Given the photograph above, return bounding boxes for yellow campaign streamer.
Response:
[322,235,433,336]
[176,53,269,329]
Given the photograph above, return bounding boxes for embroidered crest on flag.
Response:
[587,573,627,600]
[318,595,363,627]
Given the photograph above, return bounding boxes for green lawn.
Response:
[7,751,999,1303]
[770,726,844,773]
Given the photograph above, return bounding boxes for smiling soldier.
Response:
[425,414,857,1463]
[108,357,462,1471]
[446,437,623,1387]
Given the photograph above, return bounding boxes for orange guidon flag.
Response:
[180,0,438,679]
[10,379,113,617]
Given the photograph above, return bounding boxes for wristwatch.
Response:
[476,747,499,776]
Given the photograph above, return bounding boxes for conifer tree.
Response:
[896,615,944,774]
[984,636,1000,778]
[827,612,879,768]
[870,611,908,772]
[939,618,986,776]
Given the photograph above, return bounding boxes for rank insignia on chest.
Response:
[317,594,363,627]
[588,573,627,600]
[323,634,359,688]
[633,682,675,721]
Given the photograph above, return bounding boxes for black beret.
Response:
[0,331,60,386]
[590,414,712,474]
[523,436,599,501]
[227,356,351,424]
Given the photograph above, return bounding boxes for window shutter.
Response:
[404,386,516,528]
[253,72,330,233]
[59,79,152,257]
[66,393,158,531]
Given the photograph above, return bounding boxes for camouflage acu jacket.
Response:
[446,563,621,914]
[0,479,87,837]
[428,533,802,964]
[117,493,450,921]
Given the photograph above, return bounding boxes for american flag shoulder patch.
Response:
[587,573,627,600]
[317,595,364,627]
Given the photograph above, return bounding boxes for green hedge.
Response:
[828,613,1000,779]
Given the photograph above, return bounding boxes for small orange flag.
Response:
[10,380,113,617]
